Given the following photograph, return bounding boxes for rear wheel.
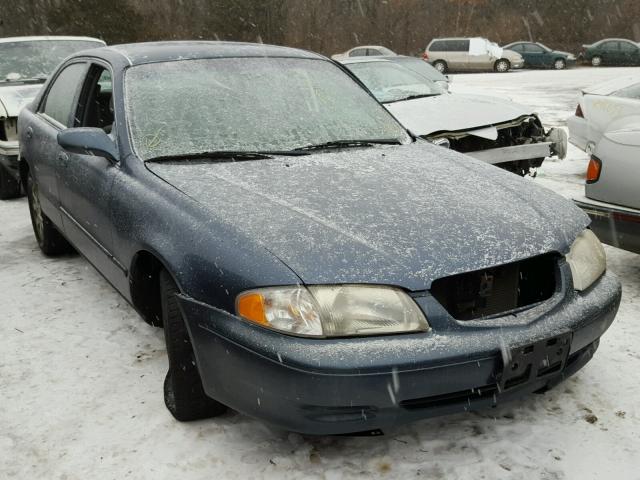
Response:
[0,164,21,199]
[433,60,448,74]
[591,56,602,67]
[160,269,227,421]
[554,58,566,70]
[494,59,510,72]
[26,172,73,256]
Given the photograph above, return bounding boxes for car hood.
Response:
[147,143,588,291]
[0,84,42,118]
[384,93,534,137]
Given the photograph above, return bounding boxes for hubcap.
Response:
[435,63,445,72]
[555,60,564,69]
[592,57,601,66]
[498,61,508,72]
[30,180,44,242]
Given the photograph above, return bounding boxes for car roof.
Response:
[0,35,105,45]
[592,38,638,45]
[341,55,420,64]
[349,45,389,50]
[82,41,325,67]
[430,37,486,41]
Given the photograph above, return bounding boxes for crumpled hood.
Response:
[0,84,42,118]
[148,143,588,290]
[385,93,534,137]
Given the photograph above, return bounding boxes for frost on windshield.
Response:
[124,57,410,160]
[0,40,104,82]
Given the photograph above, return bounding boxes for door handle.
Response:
[25,126,33,140]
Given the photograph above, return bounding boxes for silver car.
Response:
[574,121,640,254]
[424,37,524,73]
[331,45,396,61]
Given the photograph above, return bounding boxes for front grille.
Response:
[430,253,557,320]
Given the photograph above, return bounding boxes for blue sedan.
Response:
[18,41,620,435]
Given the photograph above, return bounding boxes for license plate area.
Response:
[500,332,572,391]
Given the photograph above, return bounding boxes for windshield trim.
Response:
[123,56,412,162]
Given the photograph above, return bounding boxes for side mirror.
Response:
[57,127,119,163]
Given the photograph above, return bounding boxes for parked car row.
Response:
[568,75,640,255]
[1,38,622,436]
[334,37,640,73]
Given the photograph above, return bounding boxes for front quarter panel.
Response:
[109,156,302,313]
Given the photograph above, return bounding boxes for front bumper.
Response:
[180,270,620,435]
[575,196,640,254]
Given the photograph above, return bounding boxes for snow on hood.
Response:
[384,93,534,136]
[147,143,587,291]
[0,84,42,118]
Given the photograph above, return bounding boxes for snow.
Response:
[1,66,639,479]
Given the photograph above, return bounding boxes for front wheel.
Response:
[26,172,73,256]
[494,59,510,72]
[554,58,566,70]
[0,164,21,199]
[591,56,602,67]
[161,269,227,421]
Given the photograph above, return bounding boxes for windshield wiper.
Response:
[292,139,401,152]
[383,93,440,104]
[144,150,308,163]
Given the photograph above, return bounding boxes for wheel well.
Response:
[129,250,165,327]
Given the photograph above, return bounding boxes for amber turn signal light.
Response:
[236,292,268,325]
[586,155,602,184]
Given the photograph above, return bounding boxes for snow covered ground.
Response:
[2,67,639,480]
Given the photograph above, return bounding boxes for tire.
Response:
[0,164,21,199]
[494,59,510,73]
[433,60,447,74]
[26,172,73,256]
[160,269,227,421]
[591,56,602,67]
[554,58,566,70]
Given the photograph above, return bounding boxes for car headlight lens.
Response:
[236,285,429,337]
[566,229,606,291]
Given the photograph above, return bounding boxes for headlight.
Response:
[236,285,429,337]
[566,229,606,291]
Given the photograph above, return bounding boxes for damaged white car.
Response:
[0,36,105,199]
[567,74,640,154]
[342,57,567,176]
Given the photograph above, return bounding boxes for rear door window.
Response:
[349,48,368,57]
[451,40,470,52]
[428,41,447,52]
[41,62,88,127]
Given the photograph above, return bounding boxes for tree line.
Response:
[1,0,638,55]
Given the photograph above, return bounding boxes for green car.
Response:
[503,42,576,69]
[580,38,640,66]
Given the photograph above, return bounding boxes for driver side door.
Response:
[57,62,126,285]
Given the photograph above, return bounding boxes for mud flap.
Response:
[500,332,573,391]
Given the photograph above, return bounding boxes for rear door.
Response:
[57,62,125,284]
[27,61,88,226]
[449,39,471,70]
[601,41,619,64]
[618,41,639,65]
[524,43,546,67]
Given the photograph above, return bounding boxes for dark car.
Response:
[581,38,640,66]
[18,41,621,435]
[503,42,576,70]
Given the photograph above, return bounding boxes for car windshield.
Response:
[125,57,411,160]
[391,57,446,82]
[345,61,446,103]
[0,40,104,82]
